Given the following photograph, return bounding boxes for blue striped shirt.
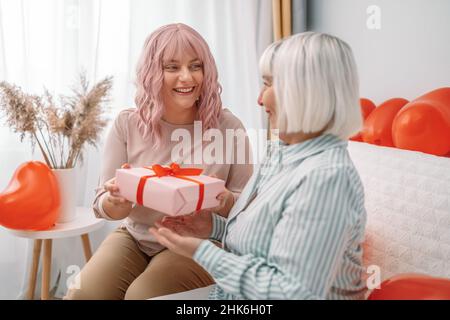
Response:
[193,134,367,300]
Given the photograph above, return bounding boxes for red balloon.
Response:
[349,133,363,142]
[0,161,60,230]
[392,87,450,156]
[368,273,450,300]
[360,98,376,119]
[361,98,409,147]
[349,98,376,141]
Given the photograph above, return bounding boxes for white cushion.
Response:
[348,141,450,281]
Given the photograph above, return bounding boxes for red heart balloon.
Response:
[368,273,450,300]
[360,98,377,119]
[0,161,60,230]
[350,98,377,141]
[361,98,409,147]
[392,87,450,156]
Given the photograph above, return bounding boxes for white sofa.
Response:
[348,141,450,283]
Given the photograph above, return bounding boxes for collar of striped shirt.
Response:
[266,133,348,167]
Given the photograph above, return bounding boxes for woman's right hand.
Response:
[103,177,133,208]
[101,176,134,219]
[155,210,213,239]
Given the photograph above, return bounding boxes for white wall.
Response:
[307,0,450,105]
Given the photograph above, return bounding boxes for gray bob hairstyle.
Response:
[259,32,362,140]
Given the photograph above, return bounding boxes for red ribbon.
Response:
[134,163,204,211]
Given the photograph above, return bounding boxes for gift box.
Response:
[115,163,225,216]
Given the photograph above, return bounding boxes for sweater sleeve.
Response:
[92,110,130,220]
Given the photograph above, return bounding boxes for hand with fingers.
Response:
[101,163,134,220]
[212,188,235,218]
[207,174,235,218]
[149,226,204,259]
[155,210,213,239]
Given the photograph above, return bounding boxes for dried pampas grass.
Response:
[0,74,112,169]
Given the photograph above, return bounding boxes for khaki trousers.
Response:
[64,227,214,300]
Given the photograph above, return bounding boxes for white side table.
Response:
[5,207,105,300]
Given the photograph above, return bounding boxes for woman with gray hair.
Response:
[150,32,367,300]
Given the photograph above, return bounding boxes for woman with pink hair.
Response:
[65,23,253,300]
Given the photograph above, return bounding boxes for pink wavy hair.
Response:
[134,23,223,148]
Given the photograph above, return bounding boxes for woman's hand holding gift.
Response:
[212,188,235,218]
[102,164,134,219]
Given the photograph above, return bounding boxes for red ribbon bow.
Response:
[135,163,205,212]
[150,163,203,177]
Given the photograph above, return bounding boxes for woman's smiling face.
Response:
[258,75,278,129]
[161,51,204,112]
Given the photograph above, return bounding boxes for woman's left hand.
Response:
[213,188,235,218]
[149,224,203,259]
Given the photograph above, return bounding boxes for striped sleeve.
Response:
[193,166,353,299]
[210,213,226,241]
